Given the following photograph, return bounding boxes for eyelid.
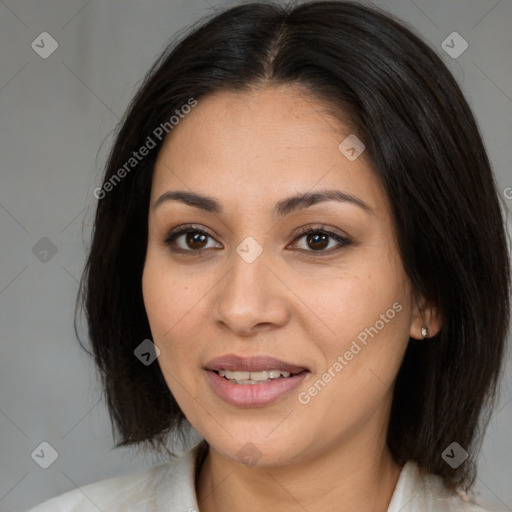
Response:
[162,223,352,254]
[161,224,223,251]
[291,224,350,240]
[288,225,352,253]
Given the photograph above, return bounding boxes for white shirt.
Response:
[26,441,490,511]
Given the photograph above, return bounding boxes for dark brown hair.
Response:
[77,0,511,493]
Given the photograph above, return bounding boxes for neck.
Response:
[196,424,402,512]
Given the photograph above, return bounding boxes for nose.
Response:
[213,246,291,336]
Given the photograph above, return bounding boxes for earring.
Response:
[421,326,429,339]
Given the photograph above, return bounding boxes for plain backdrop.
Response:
[0,0,511,511]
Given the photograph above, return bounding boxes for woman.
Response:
[28,1,510,511]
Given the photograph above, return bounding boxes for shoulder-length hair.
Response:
[77,0,510,492]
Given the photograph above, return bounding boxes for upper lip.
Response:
[205,354,308,374]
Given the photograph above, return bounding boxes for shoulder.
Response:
[25,464,171,512]
[25,442,203,512]
[388,461,494,512]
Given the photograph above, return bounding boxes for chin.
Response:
[200,423,314,468]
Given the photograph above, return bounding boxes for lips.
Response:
[204,354,310,406]
[204,354,308,374]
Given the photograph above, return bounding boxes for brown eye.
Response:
[306,233,329,251]
[291,227,352,253]
[186,232,208,250]
[163,226,222,253]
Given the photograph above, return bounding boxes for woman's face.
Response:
[142,85,424,467]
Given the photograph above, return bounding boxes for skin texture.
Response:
[142,85,441,512]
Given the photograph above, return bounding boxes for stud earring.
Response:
[421,326,429,339]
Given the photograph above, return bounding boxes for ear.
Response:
[410,293,442,340]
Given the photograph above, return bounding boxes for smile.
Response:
[217,369,298,384]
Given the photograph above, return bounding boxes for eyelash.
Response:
[162,224,352,256]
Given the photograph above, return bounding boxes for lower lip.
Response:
[206,370,309,407]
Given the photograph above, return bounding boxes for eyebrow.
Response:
[153,189,374,216]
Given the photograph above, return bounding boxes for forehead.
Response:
[158,85,349,160]
[151,85,384,212]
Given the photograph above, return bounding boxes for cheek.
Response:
[142,255,201,355]
[297,299,411,436]
[292,262,409,349]
[296,257,413,399]
[142,260,207,404]
[331,296,411,395]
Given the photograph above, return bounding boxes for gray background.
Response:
[0,0,511,511]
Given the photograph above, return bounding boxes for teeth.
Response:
[218,369,293,383]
